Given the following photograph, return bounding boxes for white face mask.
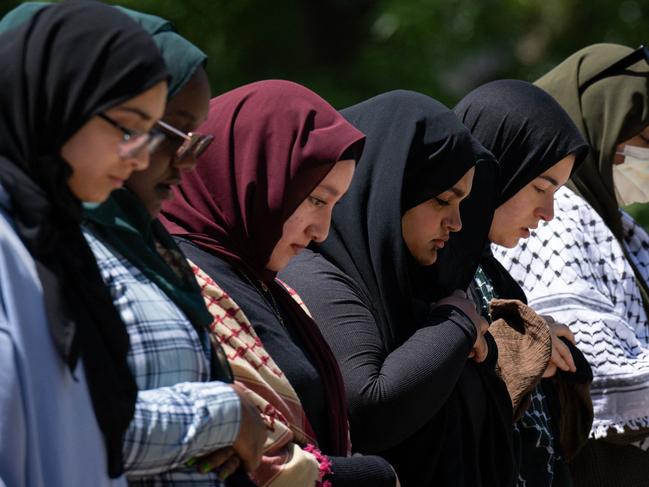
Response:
[612,144,649,206]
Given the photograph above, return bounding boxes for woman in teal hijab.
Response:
[84,7,216,341]
[0,4,267,485]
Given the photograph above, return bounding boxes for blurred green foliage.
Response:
[2,0,646,107]
[1,0,649,226]
[624,202,649,227]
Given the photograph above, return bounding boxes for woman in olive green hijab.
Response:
[497,44,649,486]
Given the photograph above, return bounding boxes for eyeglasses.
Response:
[579,44,649,95]
[155,119,214,160]
[98,112,165,159]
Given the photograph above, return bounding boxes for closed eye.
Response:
[434,197,450,207]
[308,196,327,207]
[534,186,546,194]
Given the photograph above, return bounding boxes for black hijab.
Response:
[315,89,497,350]
[315,90,512,487]
[0,2,167,477]
[454,80,589,300]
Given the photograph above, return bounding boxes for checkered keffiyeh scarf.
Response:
[495,186,649,442]
[190,260,332,487]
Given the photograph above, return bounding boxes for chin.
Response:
[265,256,290,273]
[416,252,437,266]
[498,236,520,248]
[79,188,111,204]
[147,200,163,218]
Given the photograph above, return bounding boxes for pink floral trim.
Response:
[304,444,333,487]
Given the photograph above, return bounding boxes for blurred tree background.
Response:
[1,0,649,224]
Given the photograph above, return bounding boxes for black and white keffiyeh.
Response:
[496,186,649,442]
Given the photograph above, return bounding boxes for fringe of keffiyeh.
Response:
[304,444,333,487]
[592,416,649,450]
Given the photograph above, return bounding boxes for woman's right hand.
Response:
[231,382,268,471]
[190,382,268,478]
[540,315,577,378]
[433,290,489,362]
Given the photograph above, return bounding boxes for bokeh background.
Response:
[2,0,649,224]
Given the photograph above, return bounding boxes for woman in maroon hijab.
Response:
[161,80,398,486]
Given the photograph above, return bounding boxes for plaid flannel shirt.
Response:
[84,228,240,485]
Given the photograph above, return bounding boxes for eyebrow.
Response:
[169,109,197,123]
[448,185,467,198]
[538,175,559,186]
[316,183,341,198]
[114,106,152,121]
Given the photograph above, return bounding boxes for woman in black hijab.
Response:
[0,2,167,483]
[454,79,590,486]
[279,90,514,487]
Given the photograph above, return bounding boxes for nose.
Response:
[537,196,555,222]
[126,150,150,172]
[445,207,462,233]
[308,211,333,243]
[118,143,151,171]
[172,153,199,173]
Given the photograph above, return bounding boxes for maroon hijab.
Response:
[160,79,365,455]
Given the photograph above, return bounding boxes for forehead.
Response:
[538,154,575,184]
[441,166,475,196]
[165,69,210,122]
[112,81,167,120]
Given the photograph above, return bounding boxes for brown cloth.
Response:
[489,298,553,421]
[548,369,594,461]
[490,298,594,462]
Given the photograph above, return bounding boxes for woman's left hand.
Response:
[191,447,241,479]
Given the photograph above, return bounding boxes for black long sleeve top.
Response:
[279,249,478,453]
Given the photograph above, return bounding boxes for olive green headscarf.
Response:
[536,43,649,310]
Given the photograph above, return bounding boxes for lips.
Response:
[431,234,449,249]
[157,179,180,189]
[290,243,307,255]
[161,179,181,187]
[154,179,181,198]
[108,175,126,188]
[430,239,447,251]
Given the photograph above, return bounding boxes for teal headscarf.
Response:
[89,8,213,332]
[0,3,207,98]
[0,2,217,344]
[85,189,217,333]
[115,6,207,98]
[86,10,216,344]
